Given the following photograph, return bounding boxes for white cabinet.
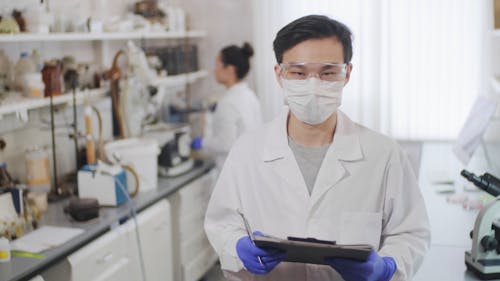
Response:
[40,171,216,281]
[42,225,135,281]
[123,199,174,281]
[42,199,173,281]
[169,171,218,281]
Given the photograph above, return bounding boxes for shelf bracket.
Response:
[16,110,29,122]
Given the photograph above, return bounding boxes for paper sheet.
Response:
[11,226,84,253]
[453,96,497,165]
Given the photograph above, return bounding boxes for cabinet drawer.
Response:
[182,246,218,281]
[138,200,174,281]
[178,176,212,216]
[179,210,205,240]
[180,229,211,265]
[67,230,128,281]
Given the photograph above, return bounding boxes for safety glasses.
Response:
[279,62,348,82]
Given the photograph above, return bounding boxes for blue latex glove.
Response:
[191,136,203,150]
[325,250,396,281]
[236,231,286,274]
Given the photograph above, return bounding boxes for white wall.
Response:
[175,0,255,102]
[0,0,254,183]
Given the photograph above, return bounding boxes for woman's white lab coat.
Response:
[203,82,262,168]
[204,109,430,281]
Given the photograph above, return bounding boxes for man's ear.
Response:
[344,63,353,86]
[274,64,283,87]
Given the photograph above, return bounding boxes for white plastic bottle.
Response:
[31,49,42,72]
[13,52,35,91]
[0,237,10,263]
[166,6,177,31]
[176,7,186,32]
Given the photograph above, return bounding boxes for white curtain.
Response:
[252,0,484,140]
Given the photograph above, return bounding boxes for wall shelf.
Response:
[154,69,208,87]
[0,70,207,120]
[0,88,107,120]
[0,30,206,43]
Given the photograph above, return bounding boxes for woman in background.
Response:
[192,42,263,168]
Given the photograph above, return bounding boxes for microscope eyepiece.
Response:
[461,170,474,181]
[461,169,500,197]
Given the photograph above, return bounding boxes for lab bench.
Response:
[412,142,489,281]
[1,142,495,281]
[0,159,216,281]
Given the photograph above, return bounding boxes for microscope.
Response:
[462,170,500,280]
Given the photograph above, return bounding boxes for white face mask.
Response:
[282,77,344,125]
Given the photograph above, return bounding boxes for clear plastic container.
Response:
[25,146,51,193]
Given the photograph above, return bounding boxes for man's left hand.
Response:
[325,250,396,281]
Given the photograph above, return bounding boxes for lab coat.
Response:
[204,109,431,281]
[203,82,263,168]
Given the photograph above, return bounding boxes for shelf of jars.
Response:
[0,87,106,120]
[0,69,208,119]
[0,30,207,43]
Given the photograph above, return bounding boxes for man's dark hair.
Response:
[220,42,254,80]
[273,15,353,64]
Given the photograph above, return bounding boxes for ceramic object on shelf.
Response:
[0,17,20,34]
[12,10,27,32]
[41,60,63,97]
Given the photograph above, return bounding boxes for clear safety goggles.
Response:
[279,62,348,82]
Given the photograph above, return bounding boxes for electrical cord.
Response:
[113,173,148,281]
[90,105,104,161]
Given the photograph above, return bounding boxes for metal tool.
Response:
[237,209,264,266]
[462,170,500,279]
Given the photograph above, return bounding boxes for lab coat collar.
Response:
[261,109,363,162]
[226,81,248,95]
[261,108,364,207]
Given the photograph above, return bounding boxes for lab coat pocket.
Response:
[338,212,382,249]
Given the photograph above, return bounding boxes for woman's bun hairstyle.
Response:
[241,42,254,58]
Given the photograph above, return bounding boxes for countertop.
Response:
[0,159,215,281]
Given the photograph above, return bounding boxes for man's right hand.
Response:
[236,232,286,274]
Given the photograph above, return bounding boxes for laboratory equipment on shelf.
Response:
[104,138,159,193]
[143,123,195,177]
[77,162,137,207]
[462,170,500,279]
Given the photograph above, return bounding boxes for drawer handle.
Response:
[153,222,169,232]
[97,253,114,264]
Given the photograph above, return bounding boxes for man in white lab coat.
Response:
[204,15,430,281]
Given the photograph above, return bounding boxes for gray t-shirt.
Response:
[288,137,330,195]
